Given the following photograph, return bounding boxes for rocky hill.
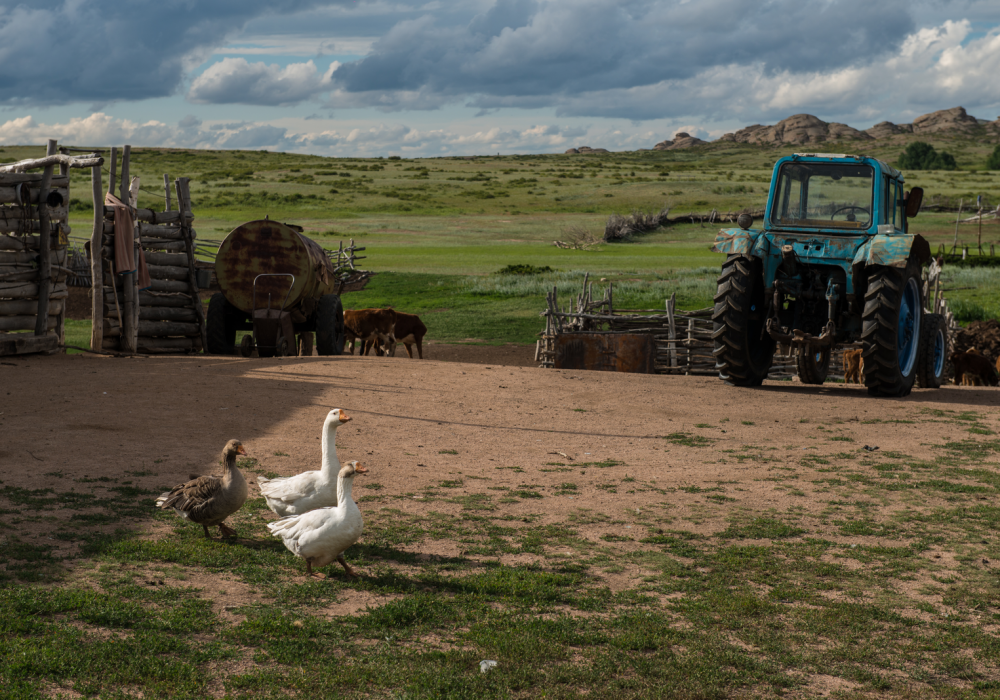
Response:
[716,106,999,147]
[562,106,1000,154]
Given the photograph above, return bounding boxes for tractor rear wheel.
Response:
[315,294,345,356]
[861,264,922,397]
[915,312,947,389]
[796,347,831,385]
[206,293,236,355]
[712,255,775,386]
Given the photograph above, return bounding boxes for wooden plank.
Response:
[0,299,62,315]
[176,177,207,353]
[0,332,59,356]
[0,173,68,185]
[138,291,194,307]
[0,154,101,173]
[138,320,200,337]
[143,251,188,266]
[119,145,137,354]
[90,163,103,351]
[0,221,71,236]
[137,223,185,239]
[147,263,189,281]
[136,336,198,353]
[35,139,57,337]
[147,278,190,293]
[0,315,57,332]
[138,306,197,322]
[141,239,188,252]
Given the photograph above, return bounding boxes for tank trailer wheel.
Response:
[277,336,290,357]
[316,294,345,356]
[861,264,922,397]
[796,347,831,385]
[712,255,776,387]
[239,334,255,358]
[916,312,947,389]
[206,292,237,355]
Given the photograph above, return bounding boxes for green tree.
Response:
[986,144,1000,170]
[897,142,957,170]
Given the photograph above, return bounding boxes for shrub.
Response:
[986,145,1000,171]
[495,264,555,275]
[897,142,957,170]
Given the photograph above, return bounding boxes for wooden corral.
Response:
[92,145,205,354]
[0,140,103,356]
[538,269,959,381]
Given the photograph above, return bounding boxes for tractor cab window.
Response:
[770,162,874,231]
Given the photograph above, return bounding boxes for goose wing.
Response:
[258,471,321,504]
[156,475,223,517]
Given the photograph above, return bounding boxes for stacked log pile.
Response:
[94,145,204,354]
[0,141,102,356]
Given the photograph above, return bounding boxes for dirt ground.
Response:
[3,349,999,560]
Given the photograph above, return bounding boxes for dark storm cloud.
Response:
[331,0,915,110]
[0,0,333,105]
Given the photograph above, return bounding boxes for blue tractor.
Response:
[712,153,946,396]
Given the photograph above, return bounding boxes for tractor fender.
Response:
[852,232,931,269]
[713,228,765,257]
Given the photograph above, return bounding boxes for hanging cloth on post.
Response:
[105,192,151,290]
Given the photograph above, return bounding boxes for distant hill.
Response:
[563,106,1000,155]
[716,107,999,147]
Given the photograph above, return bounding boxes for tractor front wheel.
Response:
[861,264,922,397]
[712,255,776,386]
[796,347,831,385]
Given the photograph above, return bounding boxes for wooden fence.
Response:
[92,145,205,354]
[0,140,103,356]
[538,269,957,380]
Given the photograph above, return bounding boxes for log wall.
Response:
[0,140,86,355]
[95,150,203,354]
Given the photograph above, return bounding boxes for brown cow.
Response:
[952,350,999,386]
[843,348,864,384]
[383,311,427,359]
[344,308,396,356]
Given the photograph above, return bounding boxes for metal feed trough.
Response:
[206,219,372,356]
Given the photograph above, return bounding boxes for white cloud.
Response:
[187,58,335,106]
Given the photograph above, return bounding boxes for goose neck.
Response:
[321,419,340,475]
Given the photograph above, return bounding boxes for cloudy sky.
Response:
[1,0,999,157]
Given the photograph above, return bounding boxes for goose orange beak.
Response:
[339,411,352,423]
[237,445,247,455]
[354,463,368,474]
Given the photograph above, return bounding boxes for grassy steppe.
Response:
[13,131,992,351]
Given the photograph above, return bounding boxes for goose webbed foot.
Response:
[218,523,238,538]
[305,559,327,579]
[337,555,358,579]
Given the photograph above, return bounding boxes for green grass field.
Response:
[21,131,995,353]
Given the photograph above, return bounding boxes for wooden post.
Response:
[175,177,207,353]
[952,199,962,253]
[978,208,983,254]
[89,163,104,351]
[163,173,172,211]
[119,145,137,353]
[666,291,677,369]
[686,317,694,375]
[107,147,117,196]
[34,139,57,337]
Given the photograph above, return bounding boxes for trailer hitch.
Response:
[767,276,842,357]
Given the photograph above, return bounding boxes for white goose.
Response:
[258,408,351,517]
[267,460,368,578]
